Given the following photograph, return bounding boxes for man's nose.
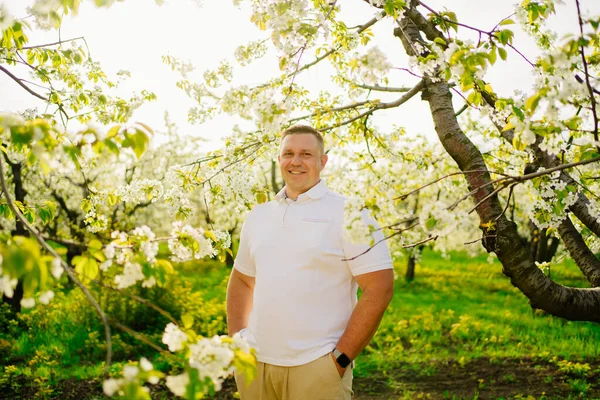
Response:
[291,155,302,165]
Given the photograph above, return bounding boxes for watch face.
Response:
[336,353,351,368]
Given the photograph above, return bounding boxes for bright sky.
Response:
[1,0,599,151]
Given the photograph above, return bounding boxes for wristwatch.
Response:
[333,348,352,368]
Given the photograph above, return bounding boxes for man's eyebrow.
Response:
[281,148,314,152]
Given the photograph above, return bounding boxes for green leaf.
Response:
[525,93,541,113]
[502,122,515,132]
[107,125,121,139]
[73,256,99,280]
[512,135,527,151]
[0,203,13,219]
[488,47,497,65]
[81,199,93,213]
[38,201,57,225]
[499,19,515,26]
[433,37,446,46]
[88,239,103,252]
[278,57,287,71]
[498,47,507,61]
[155,259,174,274]
[107,193,118,206]
[182,314,194,329]
[425,217,437,230]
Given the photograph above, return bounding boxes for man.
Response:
[226,125,394,400]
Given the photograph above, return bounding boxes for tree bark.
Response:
[529,221,559,264]
[2,157,27,313]
[395,11,600,323]
[405,195,421,282]
[557,216,600,286]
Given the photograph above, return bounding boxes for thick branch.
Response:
[398,9,600,323]
[557,216,600,287]
[482,93,600,238]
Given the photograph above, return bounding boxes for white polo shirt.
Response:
[234,180,393,366]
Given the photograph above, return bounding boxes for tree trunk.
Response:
[405,195,421,282]
[529,221,559,264]
[395,12,600,322]
[405,254,416,282]
[3,158,28,313]
[271,160,282,194]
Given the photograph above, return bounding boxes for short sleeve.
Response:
[233,220,256,277]
[343,209,393,276]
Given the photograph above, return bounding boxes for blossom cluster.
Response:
[167,222,224,262]
[526,171,579,230]
[102,357,164,398]
[158,323,254,397]
[350,47,393,86]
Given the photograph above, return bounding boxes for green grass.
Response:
[360,250,600,373]
[2,251,600,399]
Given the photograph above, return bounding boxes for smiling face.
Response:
[278,133,328,200]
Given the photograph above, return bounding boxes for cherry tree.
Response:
[165,0,600,321]
[2,0,600,398]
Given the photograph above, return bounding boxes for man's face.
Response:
[278,133,328,197]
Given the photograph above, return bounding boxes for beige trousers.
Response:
[235,353,353,400]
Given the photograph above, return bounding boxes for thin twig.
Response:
[575,0,599,147]
[467,182,508,215]
[454,103,469,117]
[109,319,170,355]
[289,11,386,79]
[495,183,516,221]
[354,83,413,92]
[395,169,511,201]
[448,156,600,211]
[87,277,178,325]
[418,1,534,67]
[320,80,425,131]
[22,36,85,49]
[289,100,372,123]
[402,235,438,249]
[464,235,497,245]
[342,231,401,261]
[0,65,47,100]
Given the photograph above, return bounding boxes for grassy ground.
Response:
[1,251,600,399]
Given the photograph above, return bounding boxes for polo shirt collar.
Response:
[275,180,328,202]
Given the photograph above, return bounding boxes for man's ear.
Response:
[320,153,328,170]
[277,154,281,164]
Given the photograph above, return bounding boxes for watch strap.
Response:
[333,348,352,368]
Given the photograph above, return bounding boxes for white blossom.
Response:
[21,297,35,308]
[162,323,188,352]
[188,336,235,391]
[102,378,121,396]
[123,365,139,381]
[1,275,18,298]
[166,373,189,397]
[140,357,153,371]
[51,257,63,279]
[114,262,145,289]
[38,290,54,305]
